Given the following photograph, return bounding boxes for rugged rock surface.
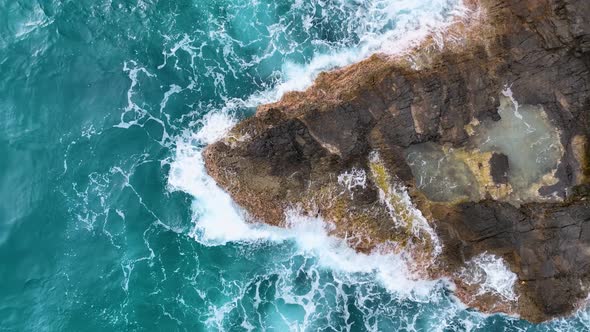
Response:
[204,0,590,322]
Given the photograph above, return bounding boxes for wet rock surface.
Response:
[204,0,590,322]
[490,153,509,184]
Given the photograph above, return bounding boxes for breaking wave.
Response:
[51,0,590,330]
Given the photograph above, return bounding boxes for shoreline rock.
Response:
[204,0,590,322]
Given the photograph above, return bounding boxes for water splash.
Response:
[459,253,518,302]
[337,168,368,194]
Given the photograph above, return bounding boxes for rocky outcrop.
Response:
[204,0,590,322]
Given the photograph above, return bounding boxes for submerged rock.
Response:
[204,0,590,322]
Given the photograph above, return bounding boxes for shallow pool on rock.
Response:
[405,90,564,203]
[473,92,563,199]
[405,142,481,202]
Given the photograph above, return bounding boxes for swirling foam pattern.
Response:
[1,0,589,330]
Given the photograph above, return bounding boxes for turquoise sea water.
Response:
[2,0,590,331]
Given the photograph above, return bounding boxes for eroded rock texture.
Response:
[204,0,590,322]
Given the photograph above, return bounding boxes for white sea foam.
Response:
[74,0,590,328]
[165,0,466,315]
[337,168,367,193]
[283,209,439,299]
[459,253,518,301]
[192,111,237,145]
[240,0,468,107]
[369,151,443,257]
[501,85,524,121]
[167,135,281,245]
[194,205,453,331]
[166,119,440,304]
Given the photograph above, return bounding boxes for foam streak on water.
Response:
[166,0,464,248]
[8,0,589,329]
[167,0,467,241]
[240,0,468,107]
[165,101,450,330]
[167,121,437,295]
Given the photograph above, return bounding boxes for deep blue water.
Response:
[1,0,590,330]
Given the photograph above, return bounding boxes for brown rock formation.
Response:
[204,0,590,322]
